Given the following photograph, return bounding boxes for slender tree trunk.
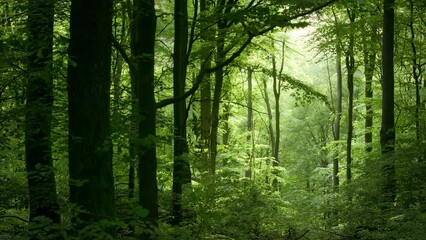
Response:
[246,67,253,178]
[112,7,126,127]
[345,10,355,184]
[271,43,284,190]
[259,74,274,184]
[261,76,275,158]
[199,0,212,183]
[363,30,376,154]
[408,0,422,143]
[130,0,159,234]
[67,0,115,235]
[25,0,61,238]
[333,43,342,190]
[210,0,228,177]
[380,0,396,204]
[222,79,231,146]
[172,0,191,225]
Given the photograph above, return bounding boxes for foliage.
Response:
[1,0,426,239]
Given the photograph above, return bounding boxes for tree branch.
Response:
[0,215,29,222]
[153,0,339,109]
[111,35,137,74]
[156,33,254,109]
[288,0,339,21]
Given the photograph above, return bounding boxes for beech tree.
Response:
[380,0,396,204]
[130,0,159,233]
[25,0,61,238]
[172,0,191,225]
[67,0,115,235]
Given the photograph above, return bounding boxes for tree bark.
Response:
[25,0,61,238]
[363,27,376,154]
[345,10,355,184]
[408,0,422,143]
[199,0,212,183]
[246,67,253,178]
[67,0,115,235]
[380,0,396,204]
[261,76,275,159]
[172,0,191,225]
[130,0,159,233]
[333,43,342,190]
[210,0,229,177]
[272,41,284,191]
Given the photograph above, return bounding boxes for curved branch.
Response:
[111,35,137,74]
[0,215,29,222]
[156,34,254,109]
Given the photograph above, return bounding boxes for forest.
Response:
[0,0,425,239]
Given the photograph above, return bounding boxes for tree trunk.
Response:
[172,0,191,225]
[380,0,396,204]
[408,0,422,143]
[67,0,115,235]
[271,40,285,190]
[199,0,212,184]
[246,67,253,178]
[222,79,231,147]
[210,0,228,177]
[363,28,376,154]
[25,0,61,237]
[345,10,355,184]
[130,0,159,233]
[333,43,342,190]
[260,76,275,159]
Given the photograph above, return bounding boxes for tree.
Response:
[271,39,285,190]
[380,0,396,204]
[130,0,159,233]
[332,42,342,190]
[210,0,234,177]
[246,67,253,178]
[362,24,377,154]
[25,0,61,237]
[345,8,355,184]
[199,0,213,184]
[172,0,191,225]
[67,0,115,235]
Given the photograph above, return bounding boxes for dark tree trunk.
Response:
[25,0,61,238]
[345,10,355,184]
[210,0,228,177]
[261,75,275,158]
[172,0,191,225]
[222,79,231,147]
[272,55,280,190]
[261,74,275,185]
[333,43,342,190]
[130,0,159,233]
[380,0,396,204]
[199,0,212,184]
[363,29,376,154]
[246,67,253,178]
[408,0,422,143]
[67,0,115,235]
[271,41,284,191]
